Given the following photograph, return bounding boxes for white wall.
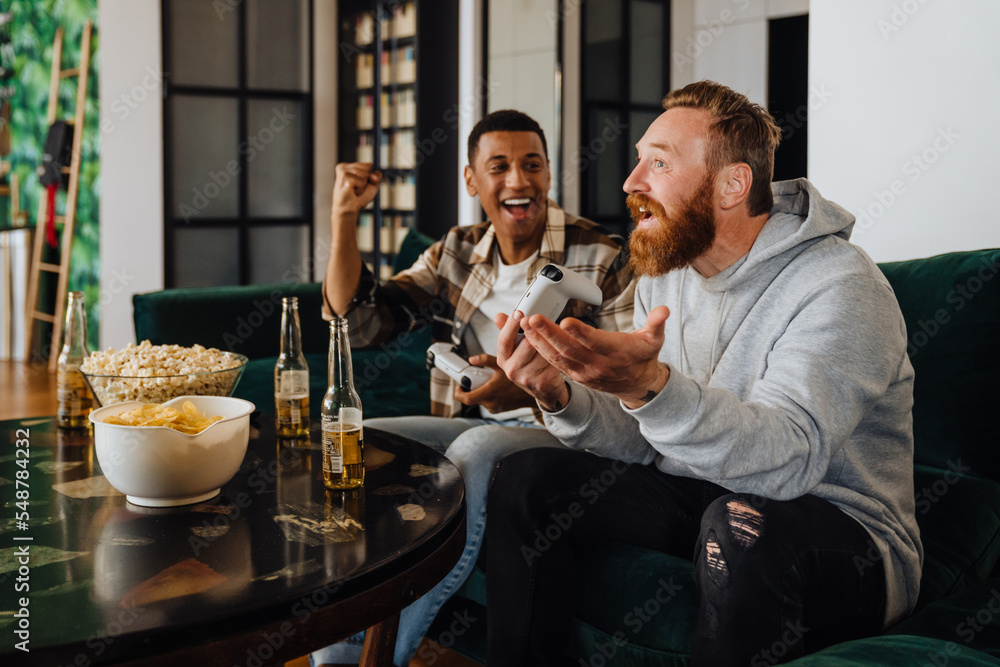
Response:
[0,229,31,360]
[457,0,485,228]
[98,0,163,350]
[312,1,338,279]
[486,0,560,203]
[671,0,810,103]
[809,0,1000,261]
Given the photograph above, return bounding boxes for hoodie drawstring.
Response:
[709,291,729,380]
[676,270,687,376]
[675,267,729,382]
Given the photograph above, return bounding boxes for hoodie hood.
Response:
[702,178,856,293]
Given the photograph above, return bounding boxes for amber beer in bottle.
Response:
[57,291,93,429]
[274,297,310,437]
[321,317,364,489]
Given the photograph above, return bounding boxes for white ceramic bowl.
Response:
[90,395,255,507]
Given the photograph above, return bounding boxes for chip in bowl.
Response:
[102,400,223,434]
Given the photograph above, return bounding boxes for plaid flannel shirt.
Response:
[322,200,635,419]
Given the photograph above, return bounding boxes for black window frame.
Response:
[579,0,670,237]
[161,0,315,288]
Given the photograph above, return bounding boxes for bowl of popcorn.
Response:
[89,395,255,507]
[80,341,248,407]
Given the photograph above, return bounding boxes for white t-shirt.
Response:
[469,248,538,422]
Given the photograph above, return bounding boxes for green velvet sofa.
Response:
[132,241,1000,665]
[132,230,439,422]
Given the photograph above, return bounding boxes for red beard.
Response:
[626,177,717,277]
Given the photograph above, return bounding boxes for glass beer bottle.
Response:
[274,297,310,437]
[321,317,364,489]
[57,291,93,429]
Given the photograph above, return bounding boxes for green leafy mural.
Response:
[3,0,100,351]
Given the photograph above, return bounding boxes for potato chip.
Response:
[104,401,222,434]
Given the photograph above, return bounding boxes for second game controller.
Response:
[426,342,494,392]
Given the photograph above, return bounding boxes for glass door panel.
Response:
[172,228,240,287]
[246,0,310,91]
[248,226,311,283]
[246,98,305,218]
[167,0,239,88]
[169,95,240,220]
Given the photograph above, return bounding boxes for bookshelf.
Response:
[338,0,458,280]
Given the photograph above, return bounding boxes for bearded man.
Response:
[485,81,922,666]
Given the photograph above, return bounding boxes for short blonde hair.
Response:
[662,81,781,216]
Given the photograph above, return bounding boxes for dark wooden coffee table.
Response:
[0,414,465,666]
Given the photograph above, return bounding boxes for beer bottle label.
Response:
[277,370,309,398]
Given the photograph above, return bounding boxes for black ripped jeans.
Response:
[485,448,887,667]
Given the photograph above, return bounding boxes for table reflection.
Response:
[0,415,465,666]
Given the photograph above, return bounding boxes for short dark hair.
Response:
[467,109,548,166]
[662,81,782,216]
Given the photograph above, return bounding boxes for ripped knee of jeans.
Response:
[726,497,765,549]
[704,529,730,587]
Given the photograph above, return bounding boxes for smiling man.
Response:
[316,109,634,667]
[487,82,922,665]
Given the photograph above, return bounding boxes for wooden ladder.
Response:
[24,20,92,372]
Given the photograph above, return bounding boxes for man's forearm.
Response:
[323,213,364,317]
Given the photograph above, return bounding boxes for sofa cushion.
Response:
[568,623,1000,666]
[133,282,329,359]
[352,327,433,419]
[567,541,699,661]
[566,616,1000,666]
[913,464,1000,607]
[887,576,1000,659]
[788,634,999,665]
[566,618,691,667]
[876,249,1000,480]
[393,227,436,273]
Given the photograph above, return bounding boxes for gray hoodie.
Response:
[544,178,922,626]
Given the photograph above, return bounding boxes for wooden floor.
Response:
[0,360,481,667]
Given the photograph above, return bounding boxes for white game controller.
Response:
[426,342,494,392]
[512,263,604,342]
